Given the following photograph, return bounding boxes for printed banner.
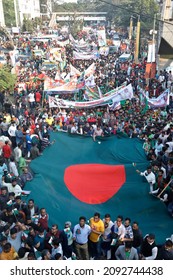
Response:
[56,39,69,47]
[99,46,109,56]
[142,89,170,108]
[73,51,98,60]
[70,64,82,76]
[97,28,107,47]
[147,43,155,63]
[46,78,78,94]
[108,101,121,111]
[48,84,133,108]
[145,62,156,79]
[44,77,60,91]
[84,63,96,77]
[49,48,62,62]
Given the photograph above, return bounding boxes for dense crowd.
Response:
[0,27,173,260]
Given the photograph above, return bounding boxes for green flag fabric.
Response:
[141,97,149,115]
[26,132,173,244]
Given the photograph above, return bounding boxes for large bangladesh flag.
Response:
[27,132,173,243]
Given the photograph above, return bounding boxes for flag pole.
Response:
[157,179,173,198]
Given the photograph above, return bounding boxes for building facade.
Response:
[158,0,173,57]
[0,0,5,26]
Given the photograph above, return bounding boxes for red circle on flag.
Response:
[64,164,126,204]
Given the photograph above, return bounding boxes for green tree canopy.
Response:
[3,0,16,27]
[0,66,17,92]
[93,0,159,33]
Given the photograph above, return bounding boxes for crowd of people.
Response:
[0,25,173,260]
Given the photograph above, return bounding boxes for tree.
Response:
[0,66,17,92]
[22,17,34,33]
[2,0,16,27]
[93,0,159,33]
[54,2,85,37]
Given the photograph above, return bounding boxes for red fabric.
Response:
[2,144,12,159]
[35,91,41,102]
[87,117,97,124]
[38,214,49,230]
[64,164,126,204]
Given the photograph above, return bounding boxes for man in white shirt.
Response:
[93,126,104,142]
[13,143,22,163]
[71,123,78,134]
[28,92,35,108]
[2,178,22,196]
[136,166,156,192]
[73,216,91,260]
[8,122,17,148]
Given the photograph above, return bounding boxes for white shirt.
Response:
[112,222,126,239]
[140,171,156,184]
[73,224,91,244]
[28,93,35,102]
[8,125,16,137]
[9,162,19,177]
[102,219,114,242]
[13,146,22,162]
[2,181,22,196]
[71,126,78,134]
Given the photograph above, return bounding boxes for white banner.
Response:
[70,64,82,76]
[143,89,170,108]
[97,28,107,47]
[147,43,155,63]
[73,51,99,60]
[49,84,133,108]
[84,63,96,77]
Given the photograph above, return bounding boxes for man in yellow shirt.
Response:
[0,242,18,260]
[89,212,104,260]
[45,114,54,126]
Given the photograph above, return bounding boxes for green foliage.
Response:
[22,17,34,32]
[2,0,16,27]
[0,66,17,92]
[54,2,84,37]
[22,16,43,32]
[54,0,158,34]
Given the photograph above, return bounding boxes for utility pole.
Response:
[134,15,140,64]
[129,16,133,40]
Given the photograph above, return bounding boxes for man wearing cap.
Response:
[139,233,158,260]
